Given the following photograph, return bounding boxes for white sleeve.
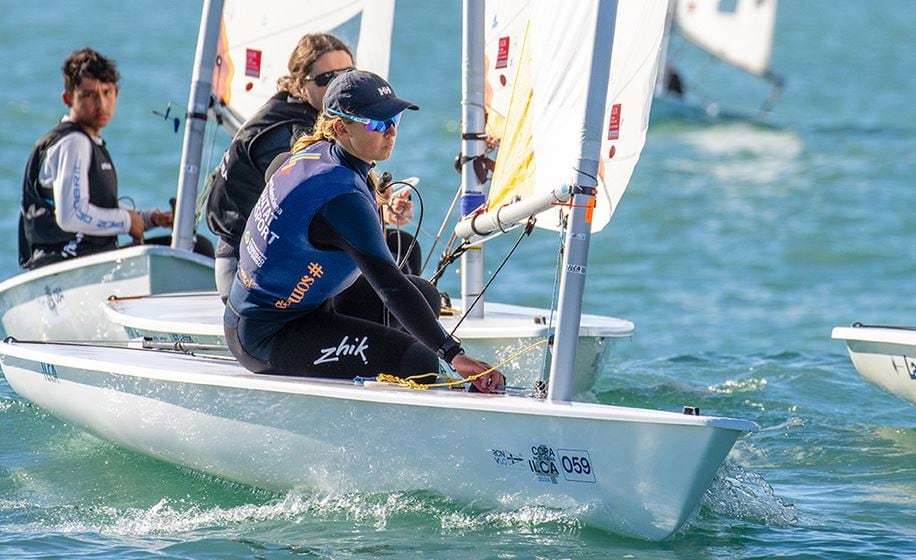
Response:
[40,132,132,236]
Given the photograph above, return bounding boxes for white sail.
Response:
[211,0,395,129]
[674,0,778,79]
[459,0,667,237]
[482,0,530,140]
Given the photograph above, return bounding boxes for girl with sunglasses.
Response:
[206,33,355,301]
[223,71,505,394]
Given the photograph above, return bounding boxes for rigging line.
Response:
[375,338,548,391]
[4,338,156,349]
[427,238,466,286]
[427,219,525,286]
[420,183,463,276]
[447,218,536,338]
[573,166,600,187]
[540,217,568,378]
[195,110,223,223]
[851,323,916,332]
[378,180,424,272]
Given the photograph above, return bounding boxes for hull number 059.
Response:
[558,449,596,483]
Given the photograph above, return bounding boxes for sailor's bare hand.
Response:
[128,210,145,241]
[382,188,413,226]
[452,354,505,394]
[152,209,173,228]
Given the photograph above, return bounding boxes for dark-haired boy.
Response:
[18,47,172,269]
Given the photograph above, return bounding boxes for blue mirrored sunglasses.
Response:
[326,108,402,132]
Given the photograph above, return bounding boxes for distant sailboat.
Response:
[654,0,785,121]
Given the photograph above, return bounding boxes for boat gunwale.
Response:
[0,246,215,293]
[103,296,637,339]
[831,326,916,348]
[0,340,757,434]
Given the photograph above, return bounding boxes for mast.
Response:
[459,0,487,319]
[547,0,619,403]
[172,0,225,252]
[654,0,677,98]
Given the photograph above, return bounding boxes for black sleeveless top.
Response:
[205,92,318,258]
[18,121,119,269]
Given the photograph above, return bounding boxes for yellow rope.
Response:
[374,338,549,390]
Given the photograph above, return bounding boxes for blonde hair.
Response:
[290,114,341,153]
[291,114,382,191]
[277,34,352,99]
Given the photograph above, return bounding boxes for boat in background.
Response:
[0,0,758,540]
[0,1,226,341]
[0,247,213,342]
[831,323,916,405]
[653,0,785,121]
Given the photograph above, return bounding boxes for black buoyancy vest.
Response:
[18,121,119,268]
[205,92,318,253]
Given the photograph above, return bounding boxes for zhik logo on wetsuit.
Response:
[314,335,370,365]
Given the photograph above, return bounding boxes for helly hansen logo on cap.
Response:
[378,86,392,96]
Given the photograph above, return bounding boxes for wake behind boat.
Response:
[832,324,916,405]
[0,338,756,540]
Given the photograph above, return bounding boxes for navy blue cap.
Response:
[323,70,418,120]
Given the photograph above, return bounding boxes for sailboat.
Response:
[0,2,227,342]
[653,0,785,121]
[832,324,916,405]
[101,0,636,394]
[0,0,758,540]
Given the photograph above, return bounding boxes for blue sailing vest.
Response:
[231,141,378,320]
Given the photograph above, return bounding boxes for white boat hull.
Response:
[105,292,634,394]
[0,246,214,342]
[0,339,754,540]
[832,325,916,405]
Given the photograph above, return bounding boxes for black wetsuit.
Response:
[224,141,460,379]
[206,92,319,261]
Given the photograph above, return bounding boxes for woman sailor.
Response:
[224,70,504,392]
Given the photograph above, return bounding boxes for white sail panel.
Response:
[483,0,530,139]
[213,0,395,124]
[674,0,777,78]
[487,0,668,233]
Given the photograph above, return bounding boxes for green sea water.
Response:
[1,1,914,558]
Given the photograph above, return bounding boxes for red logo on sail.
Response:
[245,48,262,78]
[607,104,621,140]
[496,37,510,69]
